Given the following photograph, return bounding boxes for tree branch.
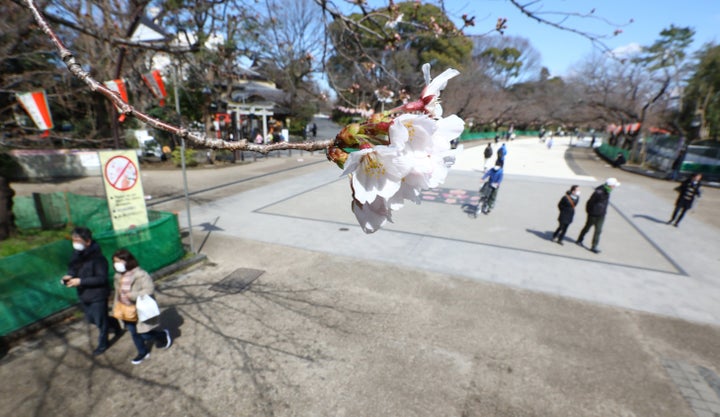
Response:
[508,0,631,55]
[21,0,332,154]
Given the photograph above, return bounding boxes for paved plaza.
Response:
[2,134,720,417]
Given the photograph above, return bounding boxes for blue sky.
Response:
[444,0,720,76]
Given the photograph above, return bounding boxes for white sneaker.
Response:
[131,352,150,365]
[162,329,172,349]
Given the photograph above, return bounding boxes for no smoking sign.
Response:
[104,155,138,191]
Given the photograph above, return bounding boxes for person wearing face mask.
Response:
[111,248,172,365]
[551,185,580,245]
[477,163,504,215]
[62,227,121,356]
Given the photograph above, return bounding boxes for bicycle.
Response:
[473,182,493,218]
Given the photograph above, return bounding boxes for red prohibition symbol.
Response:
[104,155,138,191]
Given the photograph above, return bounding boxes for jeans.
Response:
[124,321,166,356]
[487,187,499,209]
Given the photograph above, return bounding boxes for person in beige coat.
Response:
[112,248,172,365]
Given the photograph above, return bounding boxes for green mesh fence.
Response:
[1,193,185,336]
[0,240,77,336]
[13,192,113,232]
[598,143,630,162]
[459,130,539,141]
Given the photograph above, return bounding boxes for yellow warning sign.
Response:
[99,150,149,231]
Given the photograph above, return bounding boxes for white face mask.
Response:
[72,242,86,251]
[114,262,127,273]
[574,191,581,196]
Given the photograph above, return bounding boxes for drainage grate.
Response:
[209,268,264,294]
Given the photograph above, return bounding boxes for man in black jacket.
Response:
[483,143,493,171]
[576,178,620,254]
[62,227,119,355]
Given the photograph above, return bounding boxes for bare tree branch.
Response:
[508,0,631,55]
[21,0,332,154]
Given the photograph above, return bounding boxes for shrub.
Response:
[170,148,198,167]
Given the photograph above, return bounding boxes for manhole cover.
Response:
[209,268,264,293]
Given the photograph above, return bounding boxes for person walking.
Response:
[667,173,702,227]
[483,143,493,171]
[576,178,620,254]
[111,248,172,365]
[552,185,580,245]
[479,163,504,214]
[495,143,507,167]
[669,146,687,181]
[62,227,121,356]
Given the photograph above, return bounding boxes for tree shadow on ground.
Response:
[0,267,379,417]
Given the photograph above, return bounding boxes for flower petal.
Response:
[352,197,392,233]
[432,114,465,152]
[422,68,460,98]
[390,114,436,153]
[350,146,413,204]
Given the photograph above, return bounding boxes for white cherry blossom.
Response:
[341,145,413,205]
[334,63,465,233]
[421,64,460,118]
[351,196,392,234]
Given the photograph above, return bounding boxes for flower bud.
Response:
[326,146,349,169]
[360,124,391,145]
[334,123,362,148]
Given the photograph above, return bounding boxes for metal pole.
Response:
[174,67,195,253]
[180,137,194,252]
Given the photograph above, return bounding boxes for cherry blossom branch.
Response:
[21,0,332,154]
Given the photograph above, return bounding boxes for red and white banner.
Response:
[142,70,167,107]
[624,123,641,134]
[104,78,130,122]
[17,90,53,131]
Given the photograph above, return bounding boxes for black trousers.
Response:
[669,202,691,225]
[553,222,570,241]
[577,215,605,249]
[80,300,119,349]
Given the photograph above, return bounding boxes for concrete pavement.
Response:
[181,137,720,326]
[3,136,720,417]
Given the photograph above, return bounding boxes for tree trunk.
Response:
[0,176,15,240]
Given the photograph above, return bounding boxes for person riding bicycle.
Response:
[478,163,504,215]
